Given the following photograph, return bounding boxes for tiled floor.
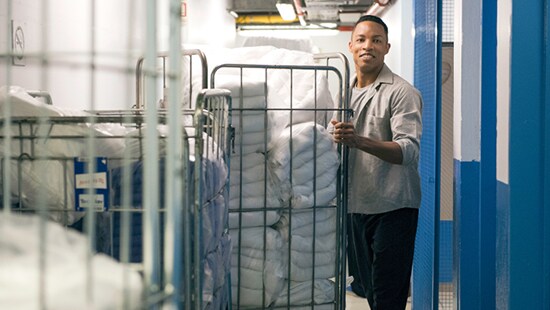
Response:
[346,291,412,310]
[346,286,454,310]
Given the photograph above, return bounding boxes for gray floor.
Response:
[346,291,412,310]
[346,285,454,310]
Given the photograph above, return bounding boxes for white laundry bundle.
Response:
[122,124,228,200]
[179,46,343,308]
[185,45,336,131]
[229,227,286,308]
[274,279,335,307]
[275,207,338,282]
[0,212,143,310]
[228,152,286,228]
[228,165,285,228]
[216,75,284,228]
[269,122,340,209]
[202,232,231,309]
[263,48,335,131]
[241,36,319,53]
[216,74,273,155]
[0,86,126,225]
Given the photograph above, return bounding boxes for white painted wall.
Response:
[454,0,482,162]
[383,0,415,84]
[496,0,511,184]
[183,0,236,47]
[0,0,152,110]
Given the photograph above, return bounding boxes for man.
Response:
[331,15,423,310]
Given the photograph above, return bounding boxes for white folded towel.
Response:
[230,152,267,171]
[275,208,337,238]
[268,122,340,209]
[231,96,267,110]
[215,75,267,98]
[233,130,269,146]
[229,227,286,307]
[228,210,281,229]
[0,213,143,309]
[228,196,282,210]
[274,279,335,307]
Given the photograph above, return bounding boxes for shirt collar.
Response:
[351,64,394,90]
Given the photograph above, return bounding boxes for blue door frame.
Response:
[412,0,441,309]
[496,0,550,308]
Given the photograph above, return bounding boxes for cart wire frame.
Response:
[211,52,352,310]
[0,88,232,309]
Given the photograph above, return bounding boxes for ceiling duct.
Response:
[230,0,375,26]
[230,0,280,14]
[303,0,374,21]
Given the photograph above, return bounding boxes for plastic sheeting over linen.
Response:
[0,212,143,309]
[0,86,128,225]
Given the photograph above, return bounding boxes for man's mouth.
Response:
[360,53,374,60]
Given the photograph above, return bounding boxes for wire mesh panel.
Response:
[0,88,232,309]
[135,49,209,110]
[0,109,182,308]
[211,53,351,310]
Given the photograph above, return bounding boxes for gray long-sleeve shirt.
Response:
[347,64,423,214]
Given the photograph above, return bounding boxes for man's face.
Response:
[348,21,390,75]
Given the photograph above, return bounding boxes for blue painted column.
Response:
[453,0,499,308]
[453,0,484,309]
[545,1,550,305]
[495,0,550,308]
[479,0,497,309]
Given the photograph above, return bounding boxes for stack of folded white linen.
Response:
[268,122,340,307]
[185,45,341,308]
[0,86,127,225]
[203,232,232,310]
[269,122,340,209]
[216,76,284,229]
[218,76,272,155]
[184,44,335,130]
[229,227,286,308]
[273,279,335,309]
[275,208,338,282]
[264,48,335,131]
[0,212,143,309]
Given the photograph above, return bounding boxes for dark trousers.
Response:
[347,208,419,310]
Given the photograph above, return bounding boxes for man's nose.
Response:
[362,40,372,49]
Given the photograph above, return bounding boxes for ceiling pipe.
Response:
[293,0,307,26]
[366,0,396,17]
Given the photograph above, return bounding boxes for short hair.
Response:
[353,15,388,36]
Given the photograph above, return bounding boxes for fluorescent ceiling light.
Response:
[237,25,339,37]
[319,22,338,29]
[237,29,339,37]
[276,3,297,21]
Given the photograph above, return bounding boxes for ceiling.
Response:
[229,0,375,27]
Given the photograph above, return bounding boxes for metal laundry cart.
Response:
[211,52,351,310]
[0,86,232,310]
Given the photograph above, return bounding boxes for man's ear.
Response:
[348,40,353,52]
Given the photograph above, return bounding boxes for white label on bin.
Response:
[78,194,105,210]
[75,172,108,189]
